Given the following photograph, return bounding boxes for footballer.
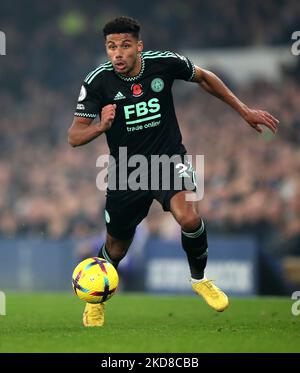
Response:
[68,16,279,326]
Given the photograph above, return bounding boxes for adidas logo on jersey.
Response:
[114,91,126,100]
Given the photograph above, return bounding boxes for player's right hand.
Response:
[98,104,117,132]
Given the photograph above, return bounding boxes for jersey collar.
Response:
[115,53,145,82]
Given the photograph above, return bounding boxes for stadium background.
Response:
[0,0,300,297]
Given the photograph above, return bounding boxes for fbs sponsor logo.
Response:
[114,91,126,100]
[124,98,161,125]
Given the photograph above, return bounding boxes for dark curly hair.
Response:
[103,16,141,39]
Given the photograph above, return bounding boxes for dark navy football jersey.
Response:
[74,50,195,160]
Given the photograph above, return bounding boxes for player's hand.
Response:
[242,108,279,134]
[98,104,117,132]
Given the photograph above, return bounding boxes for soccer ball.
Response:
[72,257,119,304]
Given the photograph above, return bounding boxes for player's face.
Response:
[105,33,143,76]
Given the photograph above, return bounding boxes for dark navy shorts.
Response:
[104,155,197,239]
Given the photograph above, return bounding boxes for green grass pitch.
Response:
[0,293,299,353]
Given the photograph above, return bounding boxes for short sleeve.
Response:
[74,82,103,119]
[168,52,195,81]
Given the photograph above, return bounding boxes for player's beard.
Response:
[115,55,139,76]
[125,61,137,75]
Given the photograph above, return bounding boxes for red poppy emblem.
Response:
[131,84,143,97]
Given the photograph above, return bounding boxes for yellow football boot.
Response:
[83,303,105,327]
[192,279,229,312]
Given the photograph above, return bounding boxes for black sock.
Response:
[181,219,208,280]
[98,244,119,269]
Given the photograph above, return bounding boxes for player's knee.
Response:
[108,248,126,262]
[106,234,133,262]
[178,213,201,232]
[105,243,127,262]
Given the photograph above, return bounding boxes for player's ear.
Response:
[137,40,143,53]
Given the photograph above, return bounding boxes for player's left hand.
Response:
[242,108,279,134]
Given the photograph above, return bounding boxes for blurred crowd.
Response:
[1,76,300,257]
[1,0,299,95]
[0,0,300,258]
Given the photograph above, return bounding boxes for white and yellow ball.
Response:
[72,257,119,304]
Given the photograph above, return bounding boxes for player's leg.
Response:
[170,191,208,279]
[98,233,134,268]
[83,233,134,327]
[83,190,152,327]
[170,190,229,312]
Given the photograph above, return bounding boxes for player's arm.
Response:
[192,66,279,134]
[68,104,116,147]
